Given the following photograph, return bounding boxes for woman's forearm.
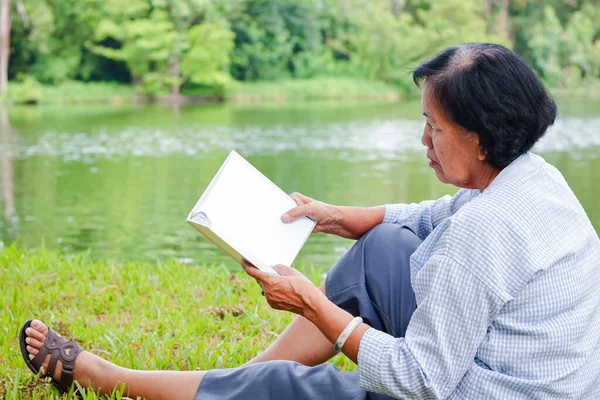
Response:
[303,290,370,364]
[334,205,386,240]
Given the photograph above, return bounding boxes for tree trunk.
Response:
[170,58,180,97]
[494,0,510,41]
[0,0,11,98]
[390,0,406,17]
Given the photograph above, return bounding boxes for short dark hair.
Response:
[413,43,557,169]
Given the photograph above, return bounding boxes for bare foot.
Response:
[26,320,61,381]
[24,319,91,389]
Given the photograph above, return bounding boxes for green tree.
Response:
[525,2,600,88]
[525,6,564,87]
[90,0,234,95]
[339,0,509,91]
[562,3,600,85]
[229,0,322,81]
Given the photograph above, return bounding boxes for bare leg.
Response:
[246,283,335,366]
[25,320,205,400]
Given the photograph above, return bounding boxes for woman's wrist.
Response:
[302,292,369,364]
[301,285,331,321]
[328,205,348,236]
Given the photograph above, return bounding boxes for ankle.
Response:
[73,352,114,387]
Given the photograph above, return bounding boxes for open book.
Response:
[187,150,316,274]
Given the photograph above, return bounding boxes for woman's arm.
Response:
[242,261,369,363]
[282,189,478,241]
[382,188,478,240]
[244,254,504,399]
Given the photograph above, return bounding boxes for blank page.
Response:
[192,151,315,270]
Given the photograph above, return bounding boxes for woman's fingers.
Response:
[242,260,272,281]
[289,192,312,206]
[272,264,301,276]
[282,203,315,222]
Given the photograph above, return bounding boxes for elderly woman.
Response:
[20,43,600,399]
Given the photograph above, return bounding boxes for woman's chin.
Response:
[432,167,450,184]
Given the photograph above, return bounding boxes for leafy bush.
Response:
[8,76,43,105]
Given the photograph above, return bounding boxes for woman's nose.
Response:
[421,129,432,148]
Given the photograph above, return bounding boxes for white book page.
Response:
[193,151,315,270]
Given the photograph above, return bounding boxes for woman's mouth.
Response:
[428,158,439,167]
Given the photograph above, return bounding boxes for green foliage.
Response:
[181,22,235,87]
[527,6,564,87]
[526,2,600,88]
[91,8,178,94]
[563,4,600,84]
[7,75,43,104]
[89,0,234,95]
[229,0,322,81]
[5,0,600,99]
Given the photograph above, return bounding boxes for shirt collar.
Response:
[485,152,545,192]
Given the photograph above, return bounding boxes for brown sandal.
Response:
[19,320,84,395]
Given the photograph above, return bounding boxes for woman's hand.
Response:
[281,192,349,238]
[281,192,386,240]
[241,259,370,365]
[241,260,327,318]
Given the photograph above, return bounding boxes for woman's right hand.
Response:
[281,192,348,237]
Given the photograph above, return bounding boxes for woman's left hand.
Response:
[241,260,324,317]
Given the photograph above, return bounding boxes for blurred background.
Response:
[0,0,598,269]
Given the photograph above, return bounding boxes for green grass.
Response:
[0,246,353,399]
[225,77,403,102]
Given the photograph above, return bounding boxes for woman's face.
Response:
[420,81,494,189]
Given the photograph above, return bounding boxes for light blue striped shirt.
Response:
[357,152,600,399]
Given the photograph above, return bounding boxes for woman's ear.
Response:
[468,131,487,161]
[478,144,487,161]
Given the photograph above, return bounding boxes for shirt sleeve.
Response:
[357,254,505,399]
[383,189,478,240]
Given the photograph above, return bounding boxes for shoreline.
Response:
[4,79,599,107]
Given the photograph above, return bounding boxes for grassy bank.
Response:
[0,247,351,399]
[6,78,402,106]
[7,81,136,106]
[7,77,596,106]
[224,77,403,102]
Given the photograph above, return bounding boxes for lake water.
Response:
[0,100,598,269]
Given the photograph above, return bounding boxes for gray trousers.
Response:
[195,224,422,400]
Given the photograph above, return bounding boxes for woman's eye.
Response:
[428,123,434,130]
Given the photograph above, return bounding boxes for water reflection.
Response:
[1,102,599,268]
[12,117,600,163]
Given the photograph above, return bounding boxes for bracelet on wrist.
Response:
[334,316,363,353]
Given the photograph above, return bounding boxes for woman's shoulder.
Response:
[437,165,597,300]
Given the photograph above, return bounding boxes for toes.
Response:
[27,345,39,356]
[31,320,49,336]
[25,337,44,350]
[26,327,46,343]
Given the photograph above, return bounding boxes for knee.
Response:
[360,224,421,280]
[362,224,421,260]
[325,224,421,297]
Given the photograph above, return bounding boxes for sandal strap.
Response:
[30,329,84,391]
[57,338,83,390]
[30,340,51,373]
